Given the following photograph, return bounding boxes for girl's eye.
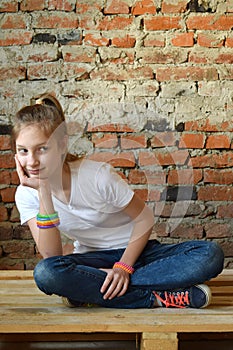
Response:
[38,146,49,152]
[17,148,28,154]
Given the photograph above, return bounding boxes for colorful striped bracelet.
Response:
[113,262,135,274]
[36,212,60,229]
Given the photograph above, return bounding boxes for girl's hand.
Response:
[15,155,44,190]
[100,268,130,300]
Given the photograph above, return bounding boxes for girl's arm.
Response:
[27,183,63,258]
[15,155,63,258]
[100,193,154,300]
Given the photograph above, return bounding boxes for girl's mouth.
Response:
[27,168,44,176]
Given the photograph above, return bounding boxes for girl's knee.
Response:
[208,241,224,270]
[33,256,61,294]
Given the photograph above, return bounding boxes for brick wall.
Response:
[0,0,233,269]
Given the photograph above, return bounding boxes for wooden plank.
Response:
[0,305,233,333]
[0,269,232,337]
[0,271,33,280]
[141,332,178,350]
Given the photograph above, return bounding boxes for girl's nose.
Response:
[27,152,39,167]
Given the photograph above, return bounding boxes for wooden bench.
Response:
[0,269,232,350]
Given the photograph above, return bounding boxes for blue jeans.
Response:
[34,239,224,309]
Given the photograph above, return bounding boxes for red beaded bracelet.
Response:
[113,262,135,274]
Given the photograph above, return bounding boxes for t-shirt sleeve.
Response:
[15,185,39,225]
[96,163,134,208]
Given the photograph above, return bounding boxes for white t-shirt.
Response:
[15,160,134,253]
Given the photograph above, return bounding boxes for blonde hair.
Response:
[12,93,80,162]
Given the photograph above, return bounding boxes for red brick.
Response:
[92,134,118,148]
[162,0,189,13]
[0,187,16,203]
[148,189,161,201]
[84,33,109,47]
[171,32,194,47]
[112,35,136,48]
[0,170,11,185]
[131,0,157,15]
[221,241,233,258]
[138,151,160,166]
[104,0,129,14]
[1,14,27,29]
[0,206,8,222]
[185,119,233,132]
[76,3,101,14]
[189,50,233,64]
[0,153,15,168]
[33,13,78,29]
[63,64,91,80]
[0,224,13,240]
[27,62,61,80]
[215,52,233,64]
[187,14,233,30]
[128,169,166,185]
[189,152,233,168]
[87,123,135,132]
[21,0,45,11]
[168,169,202,185]
[10,171,19,185]
[0,258,24,270]
[141,48,187,64]
[48,0,74,11]
[134,188,148,202]
[170,224,203,239]
[197,33,224,47]
[204,169,233,185]
[0,0,18,12]
[121,135,147,149]
[205,222,232,238]
[144,35,165,47]
[0,135,12,150]
[139,150,189,166]
[151,132,177,147]
[157,150,189,166]
[156,67,218,81]
[206,134,231,149]
[98,17,133,30]
[62,47,96,63]
[3,240,35,258]
[217,204,233,218]
[0,66,26,81]
[0,31,33,46]
[10,205,20,222]
[225,36,233,47]
[153,222,169,237]
[145,16,182,30]
[90,66,153,81]
[179,133,205,149]
[198,186,233,201]
[88,152,135,168]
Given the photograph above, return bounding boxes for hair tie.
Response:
[35,98,43,105]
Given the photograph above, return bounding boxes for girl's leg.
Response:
[131,239,224,290]
[33,239,224,309]
[33,254,155,308]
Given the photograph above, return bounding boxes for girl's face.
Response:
[15,124,66,179]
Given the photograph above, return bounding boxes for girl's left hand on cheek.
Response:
[100,268,130,300]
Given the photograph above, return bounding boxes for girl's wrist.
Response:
[113,261,135,274]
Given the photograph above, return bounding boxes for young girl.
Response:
[13,93,224,309]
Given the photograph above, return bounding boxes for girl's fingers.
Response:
[101,269,129,300]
